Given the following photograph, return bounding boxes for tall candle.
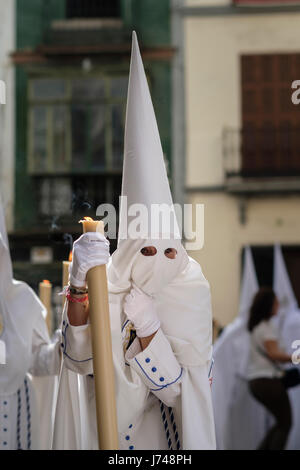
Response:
[0,309,5,364]
[62,251,72,307]
[39,280,52,334]
[80,217,119,449]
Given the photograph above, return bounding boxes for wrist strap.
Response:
[69,285,88,295]
[59,285,88,297]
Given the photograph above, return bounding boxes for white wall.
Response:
[0,0,15,231]
[188,193,300,326]
[185,1,231,6]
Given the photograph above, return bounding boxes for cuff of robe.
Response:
[61,318,93,375]
[125,328,183,394]
[125,337,142,360]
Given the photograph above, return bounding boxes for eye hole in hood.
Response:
[164,248,177,259]
[140,246,157,256]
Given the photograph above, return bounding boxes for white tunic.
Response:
[247,320,282,380]
[279,309,300,450]
[0,313,61,450]
[54,305,215,450]
[212,318,270,450]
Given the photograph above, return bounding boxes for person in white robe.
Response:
[272,244,300,450]
[52,32,216,451]
[212,247,270,449]
[0,197,61,450]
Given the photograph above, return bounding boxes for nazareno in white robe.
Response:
[0,198,61,450]
[52,31,216,450]
[280,309,300,450]
[212,247,270,450]
[52,246,216,450]
[0,318,61,450]
[273,244,300,450]
[212,317,270,450]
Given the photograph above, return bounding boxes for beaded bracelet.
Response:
[66,292,89,304]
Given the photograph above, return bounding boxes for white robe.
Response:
[280,309,300,450]
[53,262,216,450]
[0,196,61,450]
[32,331,60,450]
[0,313,61,450]
[52,32,215,451]
[212,318,270,449]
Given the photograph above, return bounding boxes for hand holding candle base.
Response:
[69,232,110,288]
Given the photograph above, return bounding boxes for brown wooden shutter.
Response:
[235,1,300,5]
[241,53,300,175]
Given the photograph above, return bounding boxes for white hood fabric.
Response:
[212,247,269,449]
[118,32,179,242]
[273,244,298,330]
[0,197,48,395]
[111,33,214,449]
[111,29,213,377]
[273,244,300,450]
[238,246,260,321]
[53,31,215,450]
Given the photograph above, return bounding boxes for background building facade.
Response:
[5,0,176,295]
[182,0,300,326]
[0,0,15,232]
[2,0,300,332]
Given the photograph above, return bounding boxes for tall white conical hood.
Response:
[0,195,13,285]
[273,244,298,314]
[118,31,178,243]
[238,246,259,320]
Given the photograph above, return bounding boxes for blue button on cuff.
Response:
[129,446,134,450]
[125,435,130,441]
[145,358,150,363]
[152,367,157,372]
[160,377,165,382]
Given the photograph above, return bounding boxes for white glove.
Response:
[123,287,161,338]
[69,232,110,288]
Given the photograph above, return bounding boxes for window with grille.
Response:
[28,75,127,175]
[66,0,121,19]
[234,1,300,5]
[28,75,127,220]
[241,53,300,176]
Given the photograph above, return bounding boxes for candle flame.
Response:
[79,217,102,234]
[79,217,94,226]
[43,280,51,284]
[69,251,73,262]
